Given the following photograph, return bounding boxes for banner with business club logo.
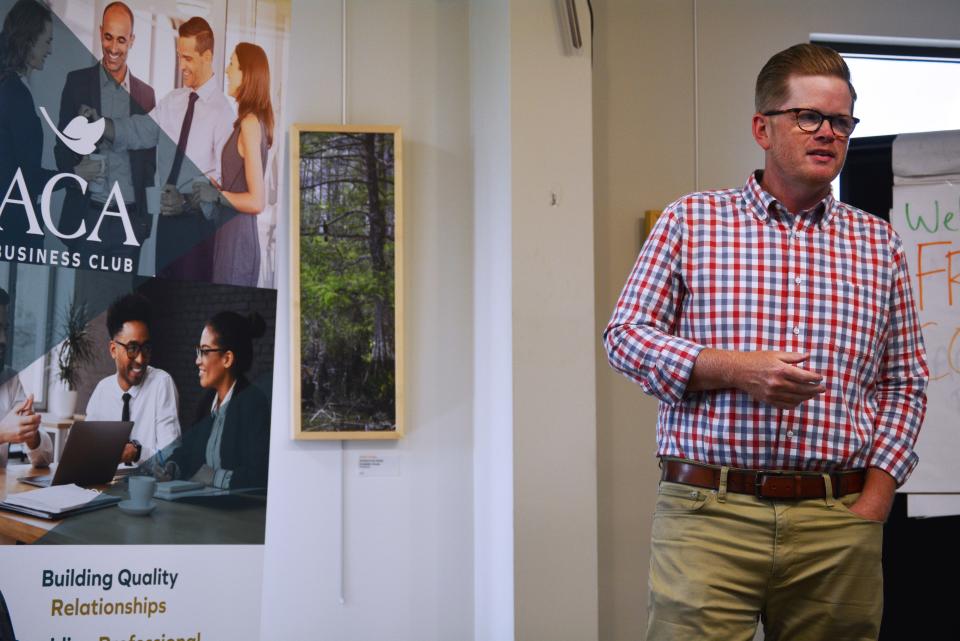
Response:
[0,1,290,639]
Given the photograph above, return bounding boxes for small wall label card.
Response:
[357,453,400,477]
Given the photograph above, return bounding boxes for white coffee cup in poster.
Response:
[145,185,162,215]
[87,153,106,193]
[128,476,157,508]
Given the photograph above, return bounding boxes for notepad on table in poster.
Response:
[2,484,102,514]
[154,480,206,499]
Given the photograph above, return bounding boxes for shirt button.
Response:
[793,326,801,335]
[794,277,803,285]
[787,430,795,439]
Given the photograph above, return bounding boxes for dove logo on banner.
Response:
[38,106,105,155]
[0,105,139,258]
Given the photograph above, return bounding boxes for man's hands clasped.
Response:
[0,394,42,450]
[689,348,826,410]
[736,351,825,410]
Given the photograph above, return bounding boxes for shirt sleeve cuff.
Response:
[868,448,918,487]
[213,468,233,490]
[25,434,53,467]
[648,337,704,407]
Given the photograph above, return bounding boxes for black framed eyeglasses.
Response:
[762,107,860,138]
[195,346,226,359]
[113,339,153,358]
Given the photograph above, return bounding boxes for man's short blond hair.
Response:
[755,43,857,113]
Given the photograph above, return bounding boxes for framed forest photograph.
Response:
[291,125,403,440]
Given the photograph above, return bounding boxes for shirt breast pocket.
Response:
[828,280,886,377]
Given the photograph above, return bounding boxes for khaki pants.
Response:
[647,480,883,641]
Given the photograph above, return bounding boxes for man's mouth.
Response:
[808,149,836,160]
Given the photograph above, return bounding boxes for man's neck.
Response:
[116,372,134,392]
[189,70,213,92]
[104,62,128,86]
[759,173,830,215]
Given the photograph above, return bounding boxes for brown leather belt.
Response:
[660,458,866,500]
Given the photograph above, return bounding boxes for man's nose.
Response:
[815,119,837,140]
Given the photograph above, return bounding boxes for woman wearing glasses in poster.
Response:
[160,311,270,489]
[192,42,274,288]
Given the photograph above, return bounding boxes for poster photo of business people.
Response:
[0,0,289,288]
[0,1,289,639]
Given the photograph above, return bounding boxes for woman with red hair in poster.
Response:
[194,42,274,287]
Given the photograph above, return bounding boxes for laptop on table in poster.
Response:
[0,421,133,519]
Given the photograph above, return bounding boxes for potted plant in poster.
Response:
[48,298,95,419]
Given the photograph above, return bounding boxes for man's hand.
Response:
[846,468,896,522]
[160,185,186,216]
[191,177,221,206]
[120,442,138,465]
[190,464,215,486]
[76,106,116,144]
[735,351,826,409]
[0,395,42,449]
[689,349,825,409]
[78,104,100,121]
[152,461,177,482]
[74,155,104,181]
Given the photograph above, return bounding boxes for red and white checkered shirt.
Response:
[604,172,928,484]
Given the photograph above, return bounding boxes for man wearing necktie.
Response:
[85,294,181,467]
[90,17,234,281]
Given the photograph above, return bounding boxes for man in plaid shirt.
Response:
[604,43,928,640]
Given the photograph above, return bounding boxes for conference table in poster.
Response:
[0,464,265,545]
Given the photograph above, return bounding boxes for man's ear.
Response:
[752,113,772,151]
[222,350,235,370]
[108,340,118,361]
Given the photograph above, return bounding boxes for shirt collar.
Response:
[743,170,840,230]
[115,366,147,399]
[211,380,237,414]
[99,63,130,91]
[193,74,220,102]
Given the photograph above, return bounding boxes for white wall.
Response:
[471,0,514,639]
[594,1,960,639]
[510,2,598,640]
[262,1,597,640]
[261,2,475,640]
[473,1,599,639]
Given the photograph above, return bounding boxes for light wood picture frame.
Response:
[291,125,404,440]
[640,209,662,248]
